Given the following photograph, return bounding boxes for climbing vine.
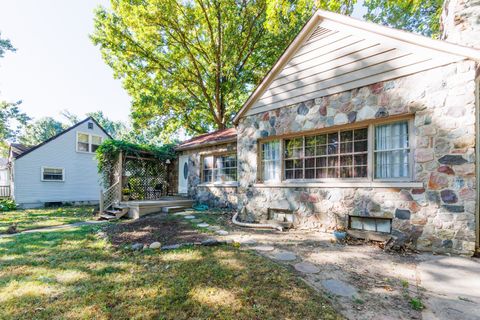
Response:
[95,139,176,187]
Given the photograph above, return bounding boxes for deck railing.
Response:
[0,186,10,198]
[99,180,120,212]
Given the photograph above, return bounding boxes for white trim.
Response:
[76,131,103,154]
[254,181,422,188]
[198,182,239,188]
[475,76,480,250]
[41,166,65,182]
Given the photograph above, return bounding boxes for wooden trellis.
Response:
[122,156,170,200]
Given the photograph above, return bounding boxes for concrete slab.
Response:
[197,223,209,228]
[321,279,358,297]
[418,255,480,320]
[294,262,320,274]
[252,245,275,252]
[273,251,297,261]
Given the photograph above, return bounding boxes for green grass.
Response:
[0,225,341,320]
[0,206,96,234]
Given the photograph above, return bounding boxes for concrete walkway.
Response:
[0,220,107,238]
[208,224,480,320]
[418,255,480,320]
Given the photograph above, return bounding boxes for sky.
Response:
[0,1,366,124]
[0,0,131,122]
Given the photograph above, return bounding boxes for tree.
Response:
[363,0,444,38]
[91,0,357,138]
[92,1,446,140]
[18,117,65,146]
[0,32,15,58]
[0,34,29,156]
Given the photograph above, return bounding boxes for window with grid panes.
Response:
[202,154,237,183]
[284,128,368,180]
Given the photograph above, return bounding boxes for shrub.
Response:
[0,199,17,212]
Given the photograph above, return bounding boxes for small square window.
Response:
[88,122,94,129]
[349,216,391,233]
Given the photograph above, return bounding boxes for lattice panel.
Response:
[123,157,169,200]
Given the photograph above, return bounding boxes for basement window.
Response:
[349,216,391,233]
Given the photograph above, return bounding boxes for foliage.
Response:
[0,32,15,58]
[0,225,341,319]
[91,0,354,138]
[95,139,176,186]
[409,297,424,310]
[0,206,94,233]
[0,199,16,212]
[18,117,65,146]
[364,0,443,38]
[87,110,127,139]
[0,100,30,156]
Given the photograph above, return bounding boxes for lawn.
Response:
[0,206,96,234]
[0,225,341,320]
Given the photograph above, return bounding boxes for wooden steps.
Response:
[162,206,188,213]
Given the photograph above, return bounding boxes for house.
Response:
[0,158,10,198]
[7,117,111,208]
[176,7,480,255]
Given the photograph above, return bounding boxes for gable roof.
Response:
[233,9,480,123]
[9,143,33,159]
[12,117,112,160]
[175,128,237,151]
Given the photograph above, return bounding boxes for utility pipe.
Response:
[232,208,283,231]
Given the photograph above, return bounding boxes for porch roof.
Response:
[175,128,237,151]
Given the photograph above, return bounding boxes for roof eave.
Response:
[175,137,237,152]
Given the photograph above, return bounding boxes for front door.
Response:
[178,155,189,194]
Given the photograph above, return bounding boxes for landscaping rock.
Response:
[191,219,203,223]
[215,230,229,236]
[184,215,196,219]
[131,243,144,251]
[321,279,358,297]
[201,239,220,246]
[161,244,181,250]
[197,223,209,228]
[273,251,297,261]
[294,262,320,274]
[252,245,275,252]
[149,242,161,249]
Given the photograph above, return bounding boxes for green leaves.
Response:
[91,0,317,138]
[364,0,443,38]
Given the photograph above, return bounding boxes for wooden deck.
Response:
[120,197,194,219]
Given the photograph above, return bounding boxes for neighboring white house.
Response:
[0,158,10,198]
[8,117,111,208]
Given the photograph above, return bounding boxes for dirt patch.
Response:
[105,214,209,246]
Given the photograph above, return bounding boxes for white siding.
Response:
[12,120,109,207]
[246,20,465,116]
[0,168,9,186]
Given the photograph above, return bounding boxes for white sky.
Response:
[0,0,131,122]
[0,1,367,124]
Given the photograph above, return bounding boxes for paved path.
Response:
[0,220,107,238]
[418,254,480,320]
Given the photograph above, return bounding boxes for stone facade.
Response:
[236,60,478,255]
[441,0,480,49]
[179,142,238,210]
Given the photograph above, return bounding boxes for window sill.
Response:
[254,181,423,188]
[198,182,239,188]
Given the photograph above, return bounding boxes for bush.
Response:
[0,199,17,212]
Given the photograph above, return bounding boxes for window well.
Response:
[349,216,391,233]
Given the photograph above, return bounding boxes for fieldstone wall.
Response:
[237,60,478,255]
[179,142,238,209]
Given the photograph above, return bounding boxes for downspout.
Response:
[475,75,480,252]
[232,208,283,231]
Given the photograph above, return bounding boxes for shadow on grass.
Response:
[0,225,340,320]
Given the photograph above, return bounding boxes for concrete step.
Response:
[162,206,188,213]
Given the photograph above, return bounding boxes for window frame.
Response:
[200,152,238,184]
[257,116,414,183]
[76,132,103,154]
[41,166,65,182]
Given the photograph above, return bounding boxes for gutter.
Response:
[174,138,237,152]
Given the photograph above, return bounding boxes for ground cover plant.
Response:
[0,206,95,234]
[0,225,341,320]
